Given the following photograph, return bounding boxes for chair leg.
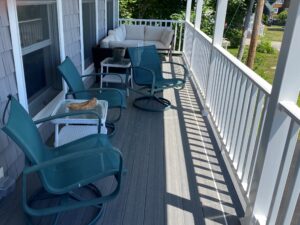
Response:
[105,122,116,137]
[26,184,103,225]
[133,95,171,112]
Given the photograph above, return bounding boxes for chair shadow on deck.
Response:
[163,56,245,225]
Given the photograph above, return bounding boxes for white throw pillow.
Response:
[144,26,164,41]
[114,27,123,41]
[120,25,126,38]
[160,29,174,46]
[125,25,145,40]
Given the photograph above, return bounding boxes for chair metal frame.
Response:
[1,95,124,225]
[128,45,189,112]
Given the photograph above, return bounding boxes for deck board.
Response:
[0,56,243,225]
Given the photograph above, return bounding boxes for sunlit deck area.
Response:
[0,56,244,225]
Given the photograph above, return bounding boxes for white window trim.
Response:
[80,0,98,75]
[7,0,28,111]
[7,0,66,118]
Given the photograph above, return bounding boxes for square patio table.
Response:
[100,57,133,96]
[51,99,108,147]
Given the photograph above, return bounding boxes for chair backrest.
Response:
[128,45,163,85]
[1,96,46,164]
[57,57,90,99]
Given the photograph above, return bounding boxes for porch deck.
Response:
[0,56,243,225]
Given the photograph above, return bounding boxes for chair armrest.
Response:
[81,73,125,85]
[162,61,189,80]
[65,88,124,107]
[34,111,102,133]
[23,147,123,175]
[131,66,156,95]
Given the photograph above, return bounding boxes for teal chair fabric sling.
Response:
[1,95,124,225]
[127,45,188,111]
[57,57,127,134]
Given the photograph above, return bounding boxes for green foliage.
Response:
[257,39,275,54]
[120,0,251,47]
[225,28,242,48]
[200,1,216,36]
[277,10,288,25]
[120,0,189,19]
[223,0,250,46]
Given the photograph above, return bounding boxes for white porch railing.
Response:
[119,18,185,53]
[183,20,300,225]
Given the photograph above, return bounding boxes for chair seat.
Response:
[43,134,120,195]
[96,89,127,109]
[155,78,185,89]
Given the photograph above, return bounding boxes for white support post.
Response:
[185,0,192,22]
[194,0,204,30]
[7,0,29,111]
[57,0,68,94]
[212,0,228,46]
[204,0,229,113]
[243,1,300,224]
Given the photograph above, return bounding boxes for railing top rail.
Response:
[119,18,184,23]
[215,45,272,95]
[279,101,300,125]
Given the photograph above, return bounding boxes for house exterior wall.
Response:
[97,0,107,41]
[0,0,107,180]
[62,0,82,72]
[0,0,24,180]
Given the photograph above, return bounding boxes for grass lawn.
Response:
[228,47,300,107]
[228,47,278,84]
[263,25,285,42]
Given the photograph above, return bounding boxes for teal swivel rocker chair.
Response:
[1,95,124,225]
[127,45,189,111]
[57,57,127,134]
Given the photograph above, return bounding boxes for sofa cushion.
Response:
[125,25,145,40]
[144,26,164,41]
[143,41,169,50]
[160,29,174,46]
[115,25,126,41]
[109,40,144,48]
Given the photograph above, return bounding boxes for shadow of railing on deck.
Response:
[164,56,244,225]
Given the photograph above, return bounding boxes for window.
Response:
[82,0,96,69]
[106,0,114,31]
[17,1,62,116]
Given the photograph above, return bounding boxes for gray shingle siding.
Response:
[0,0,52,180]
[97,0,107,41]
[0,0,23,180]
[0,0,108,181]
[63,0,82,73]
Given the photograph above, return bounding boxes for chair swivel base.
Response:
[106,122,116,137]
[26,184,103,225]
[133,96,171,112]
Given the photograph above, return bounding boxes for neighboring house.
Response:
[268,0,289,14]
[0,0,118,180]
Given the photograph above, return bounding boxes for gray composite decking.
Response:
[0,56,244,225]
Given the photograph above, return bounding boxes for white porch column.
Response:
[212,0,228,46]
[185,0,192,22]
[205,0,229,108]
[194,0,204,30]
[244,0,300,224]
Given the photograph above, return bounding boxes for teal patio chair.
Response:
[57,57,127,134]
[1,95,124,225]
[127,45,189,111]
